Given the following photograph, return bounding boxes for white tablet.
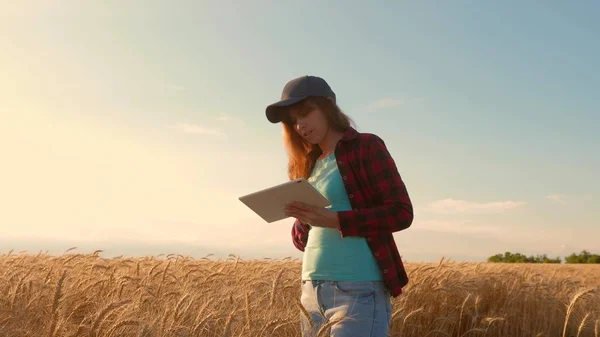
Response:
[238,178,331,223]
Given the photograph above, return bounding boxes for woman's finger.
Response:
[287,212,309,224]
[293,209,314,223]
[288,201,314,212]
[285,209,308,220]
[285,205,314,216]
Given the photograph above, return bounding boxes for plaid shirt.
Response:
[291,126,414,297]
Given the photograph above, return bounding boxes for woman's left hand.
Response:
[284,201,340,229]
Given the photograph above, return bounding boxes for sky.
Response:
[1,1,598,262]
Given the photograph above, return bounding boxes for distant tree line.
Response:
[487,250,600,264]
[564,250,600,263]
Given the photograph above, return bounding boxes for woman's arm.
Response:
[336,135,414,238]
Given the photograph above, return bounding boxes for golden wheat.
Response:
[0,252,599,336]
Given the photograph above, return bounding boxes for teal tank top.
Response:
[301,153,383,281]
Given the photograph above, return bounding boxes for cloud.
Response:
[545,194,566,205]
[366,98,404,111]
[416,220,500,234]
[559,243,572,253]
[217,114,244,124]
[170,123,225,136]
[365,97,423,111]
[424,198,526,214]
[169,114,244,138]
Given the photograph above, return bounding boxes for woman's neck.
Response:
[318,127,343,158]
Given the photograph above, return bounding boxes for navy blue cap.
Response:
[266,75,336,123]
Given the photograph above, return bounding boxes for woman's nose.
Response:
[296,122,307,130]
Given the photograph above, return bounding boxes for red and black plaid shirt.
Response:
[291,126,414,297]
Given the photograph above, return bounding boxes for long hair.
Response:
[282,96,354,180]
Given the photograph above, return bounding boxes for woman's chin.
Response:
[303,135,316,145]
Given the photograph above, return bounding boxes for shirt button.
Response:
[338,160,342,164]
[375,252,379,257]
[343,176,347,180]
[367,237,372,241]
[349,194,354,198]
[383,269,388,274]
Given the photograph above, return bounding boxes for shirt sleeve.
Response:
[291,218,311,251]
[336,135,414,238]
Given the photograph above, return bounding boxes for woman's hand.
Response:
[284,201,340,229]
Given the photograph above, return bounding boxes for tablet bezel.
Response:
[238,178,331,223]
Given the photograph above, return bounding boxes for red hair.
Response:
[281,97,355,179]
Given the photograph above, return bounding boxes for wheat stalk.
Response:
[296,298,314,330]
[10,265,35,310]
[137,323,152,337]
[156,260,171,297]
[46,270,67,337]
[107,319,141,337]
[563,288,596,337]
[424,330,451,337]
[90,299,131,337]
[269,268,285,306]
[458,293,473,334]
[192,312,215,336]
[245,292,252,331]
[317,317,347,337]
[402,306,424,333]
[259,317,294,337]
[577,312,591,337]
[159,308,171,335]
[221,310,235,337]
[459,327,487,337]
[66,324,86,337]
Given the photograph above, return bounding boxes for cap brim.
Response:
[266,96,307,123]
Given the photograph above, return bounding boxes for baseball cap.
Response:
[266,75,336,123]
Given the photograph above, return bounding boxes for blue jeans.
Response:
[299,280,392,337]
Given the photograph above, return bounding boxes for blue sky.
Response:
[1,1,598,262]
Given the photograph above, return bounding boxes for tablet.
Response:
[238,178,331,223]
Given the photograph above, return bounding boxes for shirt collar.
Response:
[340,126,359,141]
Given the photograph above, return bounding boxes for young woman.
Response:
[265,75,414,337]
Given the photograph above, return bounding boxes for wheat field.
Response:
[1,249,599,337]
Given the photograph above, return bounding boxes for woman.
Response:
[265,75,414,337]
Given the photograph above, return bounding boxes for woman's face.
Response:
[288,100,329,145]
